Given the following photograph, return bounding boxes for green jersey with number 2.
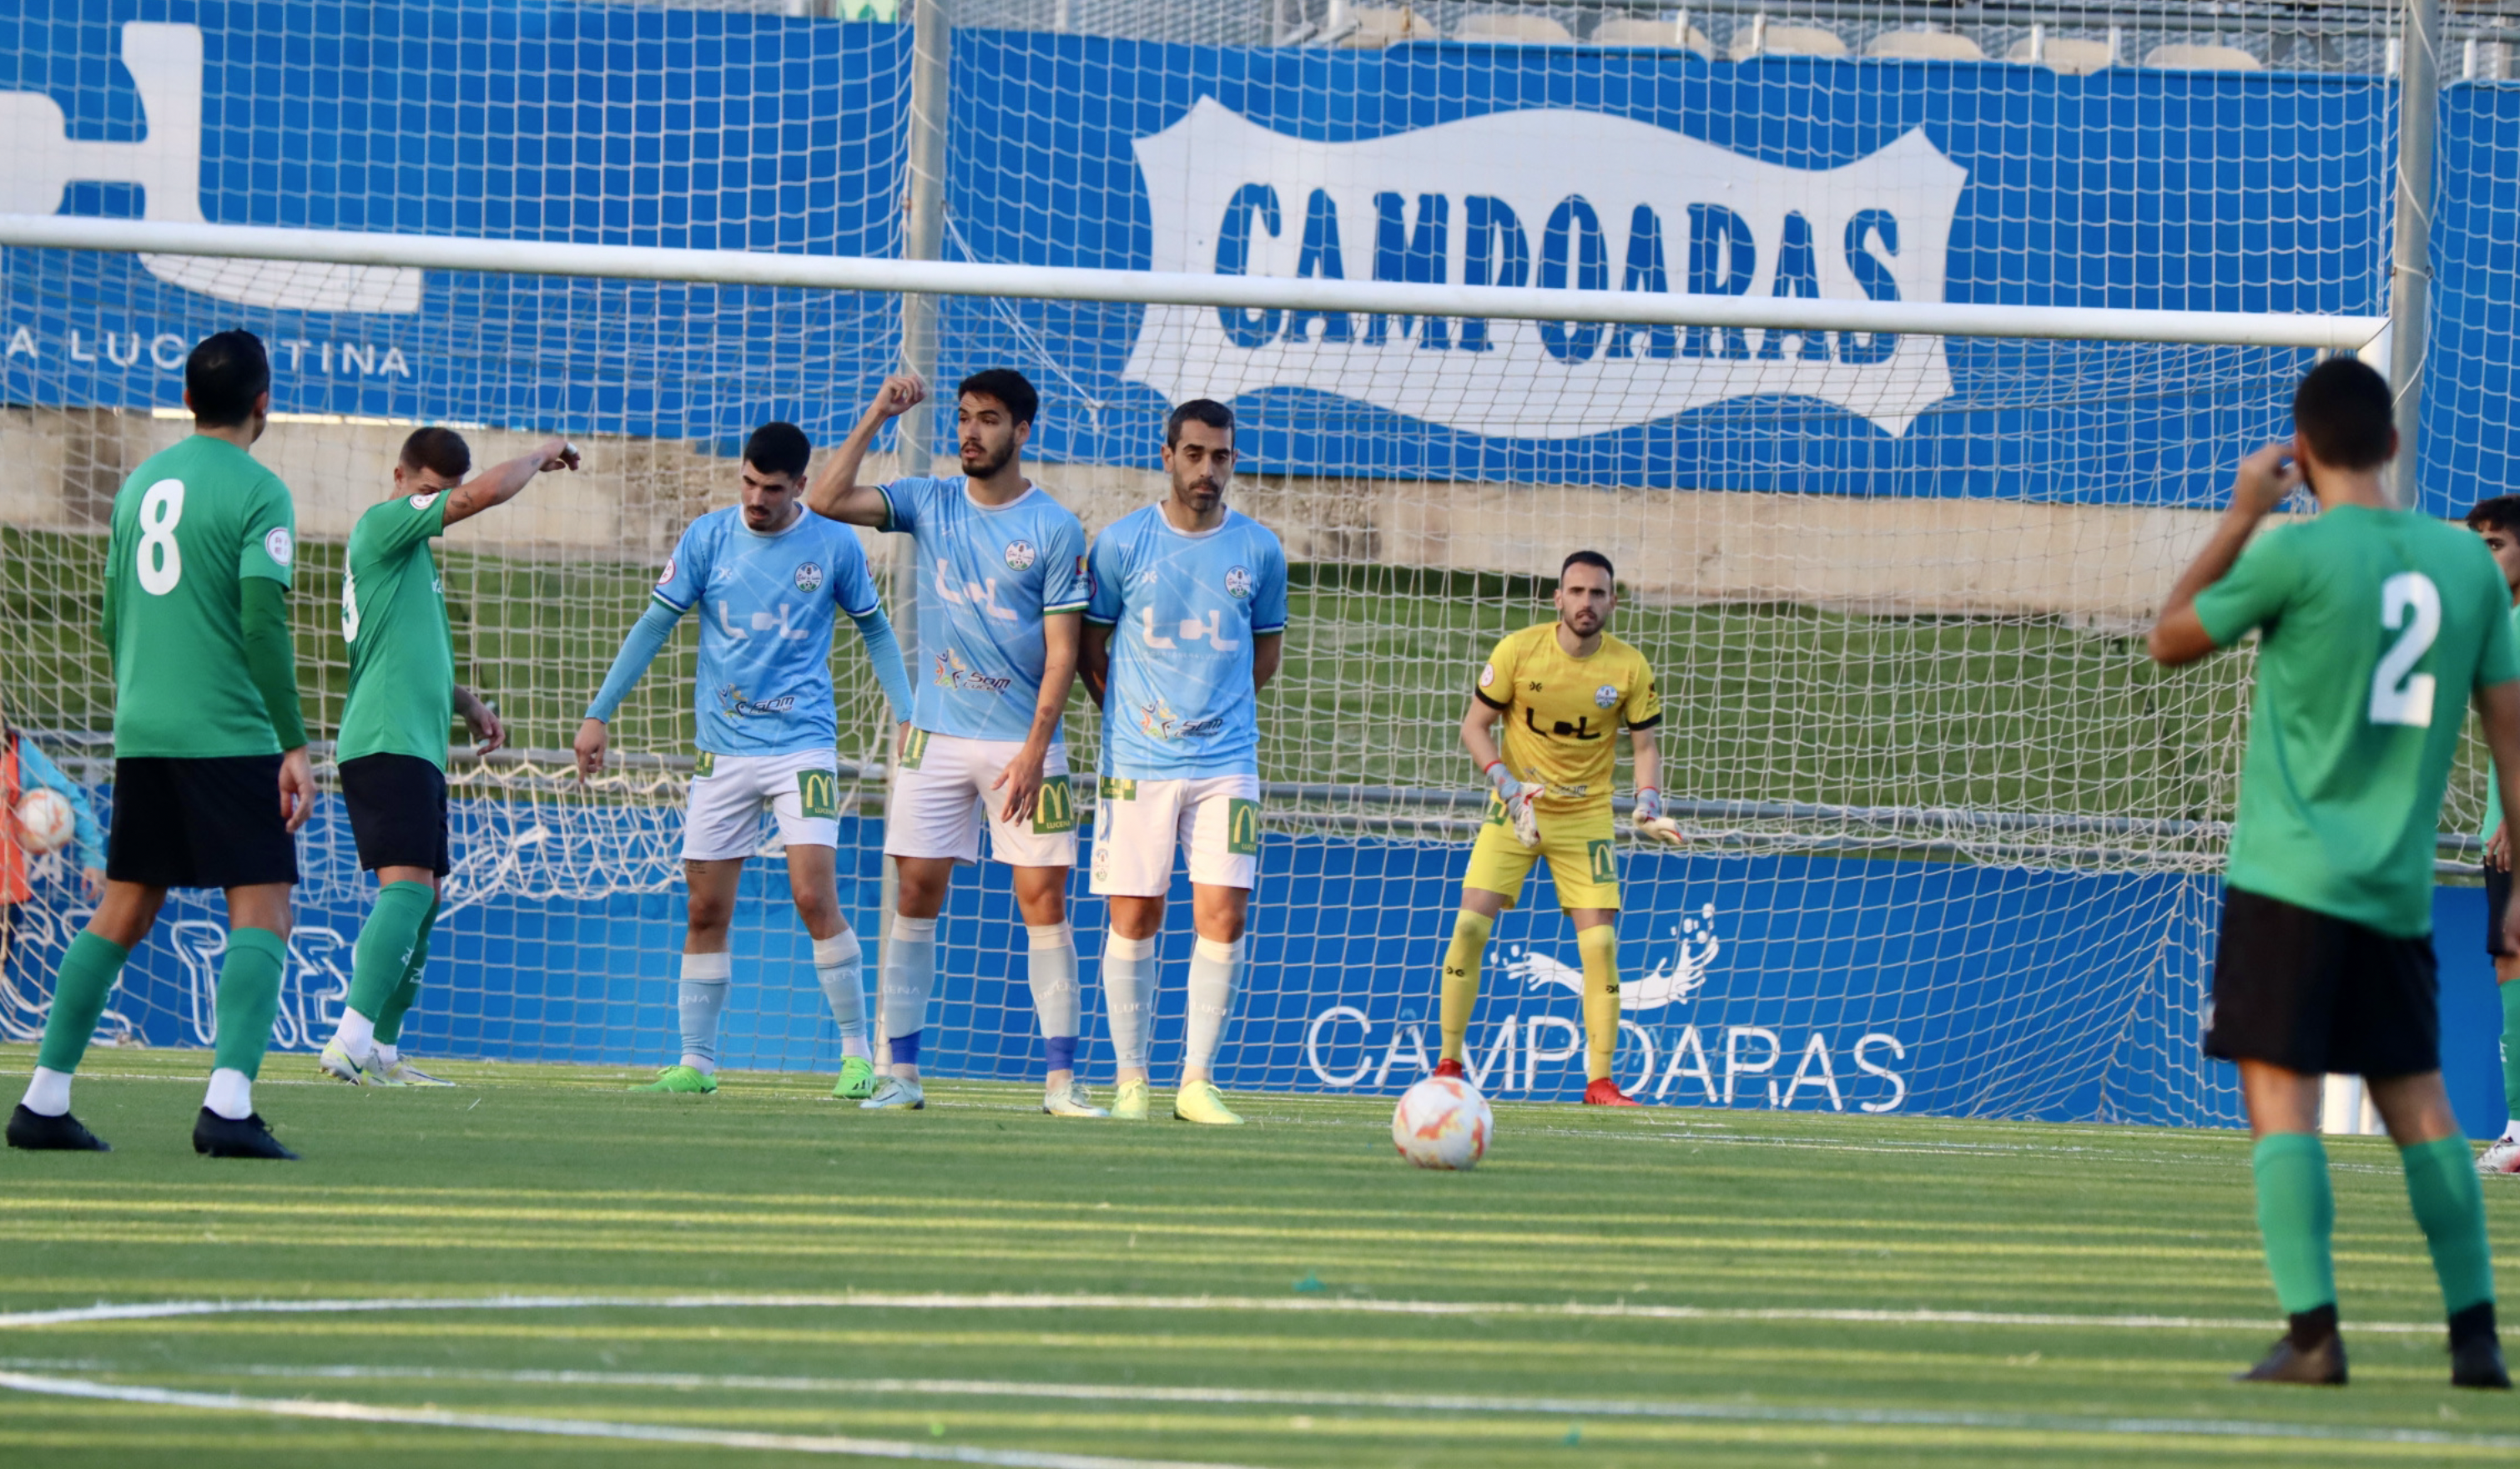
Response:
[103,434,298,760]
[2197,503,2520,936]
[337,492,456,768]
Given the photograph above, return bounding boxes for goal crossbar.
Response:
[0,214,2386,350]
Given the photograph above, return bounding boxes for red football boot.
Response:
[1582,1078,1642,1107]
[1433,1058,1466,1080]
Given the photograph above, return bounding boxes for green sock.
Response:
[2502,980,2520,1122]
[210,928,289,1081]
[374,898,437,1047]
[35,932,132,1073]
[347,881,434,1022]
[2403,1135,2497,1315]
[2252,1132,2337,1315]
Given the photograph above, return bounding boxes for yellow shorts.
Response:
[1463,800,1619,912]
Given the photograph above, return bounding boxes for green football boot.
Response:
[832,1055,877,1101]
[633,1064,718,1094]
[1109,1077,1152,1121]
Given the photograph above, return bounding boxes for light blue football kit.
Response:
[875,477,1093,1082]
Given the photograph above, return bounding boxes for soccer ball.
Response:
[13,788,73,856]
[1392,1074,1492,1171]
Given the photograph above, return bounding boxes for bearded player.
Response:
[316,427,578,1088]
[8,330,315,1159]
[1431,551,1678,1106]
[1081,398,1286,1126]
[575,423,915,1098]
[808,369,1100,1116]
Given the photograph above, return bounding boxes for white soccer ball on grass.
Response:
[13,788,73,856]
[1392,1073,1493,1171]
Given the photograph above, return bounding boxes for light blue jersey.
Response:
[883,476,1089,743]
[653,507,882,756]
[1085,504,1288,780]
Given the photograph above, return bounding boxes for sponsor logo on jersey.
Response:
[1075,553,1089,578]
[1005,539,1037,571]
[1594,684,1619,708]
[1137,696,1226,741]
[933,648,1014,694]
[794,561,825,593]
[408,491,442,510]
[264,527,294,567]
[715,683,798,718]
[657,556,677,587]
[1224,565,1254,599]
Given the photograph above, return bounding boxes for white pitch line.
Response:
[0,1369,1265,1469]
[0,1290,2449,1335]
[8,1360,2520,1452]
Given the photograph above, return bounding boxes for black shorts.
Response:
[2205,886,2440,1080]
[106,755,300,890]
[2489,867,2514,959]
[340,753,450,876]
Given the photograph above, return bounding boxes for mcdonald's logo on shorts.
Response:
[1227,797,1262,856]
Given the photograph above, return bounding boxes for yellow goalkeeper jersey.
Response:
[1473,621,1661,815]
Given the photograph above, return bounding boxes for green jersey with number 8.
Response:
[2197,503,2520,936]
[103,435,298,759]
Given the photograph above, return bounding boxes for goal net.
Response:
[0,4,2447,1126]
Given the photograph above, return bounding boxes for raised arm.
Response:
[2149,442,2299,667]
[441,436,579,529]
[809,374,928,527]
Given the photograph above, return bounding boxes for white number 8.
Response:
[2370,571,2442,728]
[135,478,185,596]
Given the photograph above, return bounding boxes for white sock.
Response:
[678,951,733,1074]
[814,929,871,1060]
[880,916,939,1066]
[1027,921,1081,1074]
[204,1068,253,1121]
[1103,932,1155,1071]
[331,1008,377,1059]
[22,1067,71,1118]
[1184,936,1246,1076]
[373,1042,401,1068]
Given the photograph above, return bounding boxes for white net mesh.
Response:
[0,2,2473,1127]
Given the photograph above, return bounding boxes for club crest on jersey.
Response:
[264,527,294,567]
[794,561,825,593]
[1224,565,1254,600]
[1479,664,1497,689]
[1594,684,1619,709]
[408,491,441,510]
[657,556,678,588]
[1005,540,1037,571]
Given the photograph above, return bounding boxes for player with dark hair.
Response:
[2150,356,2520,1387]
[316,427,580,1087]
[1078,397,1287,1125]
[1430,550,1676,1106]
[8,329,316,1159]
[576,422,915,1098]
[2467,493,2520,1174]
[810,369,1101,1114]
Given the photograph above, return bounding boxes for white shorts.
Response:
[1088,772,1262,897]
[683,749,843,861]
[884,729,1080,868]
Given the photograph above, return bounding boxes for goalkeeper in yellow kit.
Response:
[1433,550,1678,1105]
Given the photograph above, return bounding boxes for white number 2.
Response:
[2369,571,2442,728]
[135,478,184,595]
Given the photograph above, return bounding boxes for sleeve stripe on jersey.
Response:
[652,588,693,613]
[874,483,898,533]
[1252,621,1287,635]
[1626,714,1662,731]
[1474,686,1510,711]
[1083,613,1121,626]
[842,598,880,619]
[1042,599,1090,613]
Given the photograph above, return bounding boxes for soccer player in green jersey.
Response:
[6,331,315,1160]
[316,427,579,1088]
[2464,494,2520,1175]
[2151,357,2520,1388]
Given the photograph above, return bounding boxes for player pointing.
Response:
[809,369,1100,1115]
[1081,399,1286,1125]
[318,427,578,1088]
[1431,552,1677,1106]
[576,423,915,1099]
[9,331,315,1159]
[2150,357,2519,1388]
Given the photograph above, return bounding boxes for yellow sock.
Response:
[1578,924,1620,1083]
[1438,909,1494,1063]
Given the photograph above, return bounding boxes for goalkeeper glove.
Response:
[1487,761,1540,850]
[1634,787,1684,846]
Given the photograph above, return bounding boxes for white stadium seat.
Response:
[1865,29,1987,62]
[1590,16,1715,56]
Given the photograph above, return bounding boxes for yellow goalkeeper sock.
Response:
[1438,908,1494,1063]
[1579,924,1620,1083]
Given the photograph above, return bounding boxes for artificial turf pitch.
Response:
[1,1045,2517,1466]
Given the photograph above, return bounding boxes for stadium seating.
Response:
[2006,33,2116,74]
[1589,16,1715,55]
[1333,5,1432,48]
[1864,29,1986,61]
[2143,42,2264,71]
[1729,18,1850,59]
[1454,12,1578,43]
